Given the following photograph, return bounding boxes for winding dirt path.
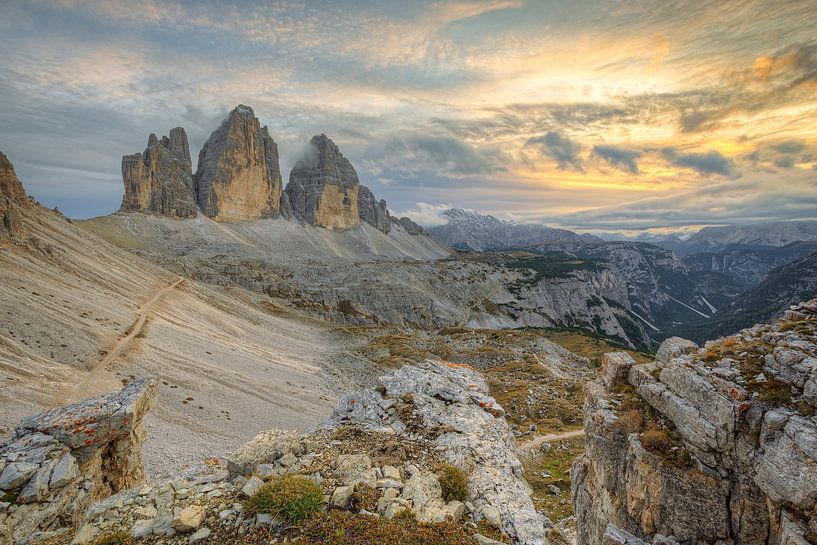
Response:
[518,428,585,453]
[62,277,185,403]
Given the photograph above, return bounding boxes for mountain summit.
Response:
[281,134,361,229]
[427,208,596,251]
[121,128,197,218]
[194,105,283,222]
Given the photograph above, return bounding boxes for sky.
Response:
[1,0,816,236]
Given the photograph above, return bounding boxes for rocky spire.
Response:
[281,134,360,229]
[0,151,26,240]
[121,127,197,218]
[194,105,282,222]
[357,185,391,233]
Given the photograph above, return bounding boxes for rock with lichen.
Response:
[572,299,817,545]
[0,378,157,544]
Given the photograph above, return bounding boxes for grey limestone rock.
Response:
[0,378,158,543]
[282,134,360,229]
[121,128,197,218]
[357,185,391,233]
[572,299,817,545]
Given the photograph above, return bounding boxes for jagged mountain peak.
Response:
[428,207,596,251]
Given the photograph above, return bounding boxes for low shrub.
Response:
[299,510,481,545]
[640,426,673,452]
[89,532,133,545]
[640,424,695,469]
[438,464,468,502]
[613,409,644,435]
[244,475,324,524]
[350,484,379,512]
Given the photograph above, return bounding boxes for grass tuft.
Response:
[438,464,469,502]
[244,475,324,524]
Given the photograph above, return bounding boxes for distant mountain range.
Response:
[655,220,817,256]
[427,208,817,345]
[426,208,599,251]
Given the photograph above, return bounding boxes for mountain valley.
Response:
[0,104,815,545]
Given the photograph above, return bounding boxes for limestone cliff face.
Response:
[282,134,360,229]
[194,105,282,222]
[0,151,26,240]
[357,185,391,233]
[572,300,817,545]
[120,128,197,218]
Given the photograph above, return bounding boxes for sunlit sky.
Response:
[1,0,816,236]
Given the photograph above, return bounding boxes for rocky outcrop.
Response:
[17,362,548,545]
[0,152,25,241]
[572,299,817,545]
[320,360,548,544]
[282,134,360,229]
[393,215,424,235]
[121,128,197,218]
[0,378,157,544]
[194,105,282,222]
[357,185,391,233]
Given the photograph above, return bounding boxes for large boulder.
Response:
[120,128,197,218]
[0,378,158,544]
[194,105,282,222]
[281,134,360,229]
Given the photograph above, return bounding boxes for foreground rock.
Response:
[16,361,550,544]
[194,105,282,222]
[0,378,157,544]
[572,300,817,545]
[282,134,361,229]
[121,128,197,218]
[318,360,549,544]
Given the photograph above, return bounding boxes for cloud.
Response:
[526,131,583,171]
[554,170,817,231]
[363,135,507,178]
[662,148,734,176]
[592,145,641,173]
[773,156,796,169]
[390,202,451,227]
[774,140,806,154]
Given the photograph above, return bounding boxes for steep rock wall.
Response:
[121,128,197,218]
[194,105,282,222]
[572,300,817,545]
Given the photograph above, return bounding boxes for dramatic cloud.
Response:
[526,132,583,171]
[774,140,806,154]
[592,145,641,173]
[0,0,814,231]
[662,149,735,177]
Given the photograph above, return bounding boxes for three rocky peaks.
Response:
[121,105,421,234]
